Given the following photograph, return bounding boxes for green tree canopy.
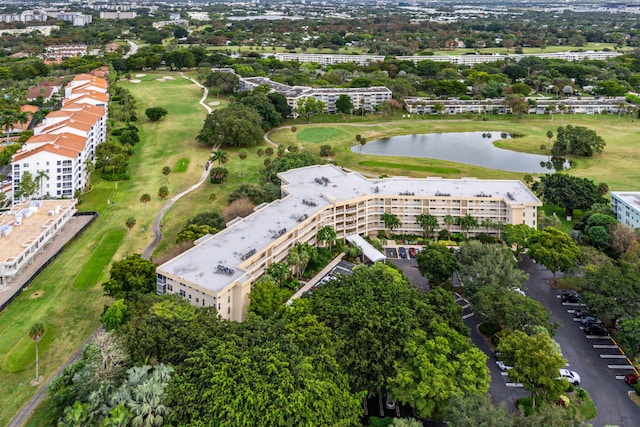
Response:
[416,244,458,286]
[497,330,566,408]
[528,228,580,278]
[240,92,283,130]
[532,174,607,218]
[551,125,606,157]
[145,107,168,121]
[103,254,157,301]
[196,104,264,147]
[166,313,363,426]
[389,323,489,418]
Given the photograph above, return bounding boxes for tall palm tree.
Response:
[358,137,367,154]
[125,217,136,256]
[35,170,49,199]
[238,149,248,177]
[381,212,401,234]
[0,111,16,144]
[158,186,169,202]
[129,377,171,427]
[416,213,439,239]
[161,166,171,184]
[84,159,95,190]
[140,193,151,227]
[29,321,46,383]
[290,125,297,143]
[317,225,337,250]
[210,148,228,166]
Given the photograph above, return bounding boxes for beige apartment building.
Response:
[156,165,541,322]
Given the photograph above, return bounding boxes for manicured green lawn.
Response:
[173,158,190,173]
[270,114,640,190]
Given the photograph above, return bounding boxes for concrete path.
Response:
[123,40,139,59]
[142,76,213,260]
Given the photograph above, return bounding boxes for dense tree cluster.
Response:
[551,125,606,157]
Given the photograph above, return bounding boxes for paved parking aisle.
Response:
[521,255,640,427]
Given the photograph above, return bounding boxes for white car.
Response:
[496,360,513,371]
[558,369,581,385]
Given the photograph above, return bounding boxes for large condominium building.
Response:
[11,73,108,202]
[99,11,138,19]
[610,192,640,229]
[45,45,87,59]
[0,199,76,288]
[238,76,392,116]
[156,164,541,321]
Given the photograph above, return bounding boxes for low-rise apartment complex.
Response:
[404,97,631,115]
[0,199,76,288]
[156,164,541,321]
[271,51,621,67]
[610,192,640,229]
[238,76,392,116]
[11,72,108,202]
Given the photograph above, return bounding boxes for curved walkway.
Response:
[142,76,213,260]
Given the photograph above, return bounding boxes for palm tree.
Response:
[238,149,248,177]
[256,148,264,157]
[125,217,137,256]
[210,149,228,166]
[29,322,46,383]
[161,166,171,184]
[358,137,367,154]
[158,186,168,201]
[443,214,455,234]
[0,111,15,144]
[480,217,495,234]
[35,170,49,199]
[264,147,274,157]
[317,225,337,250]
[416,213,438,239]
[129,379,171,427]
[290,125,297,143]
[84,159,95,190]
[381,212,401,234]
[140,193,151,227]
[457,214,479,239]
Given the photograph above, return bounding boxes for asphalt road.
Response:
[520,255,640,427]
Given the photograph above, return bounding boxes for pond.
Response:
[353,131,570,173]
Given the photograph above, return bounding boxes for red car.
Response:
[624,373,638,386]
[408,247,417,258]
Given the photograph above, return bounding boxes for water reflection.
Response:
[353,131,570,173]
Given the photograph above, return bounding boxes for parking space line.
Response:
[506,383,524,388]
[561,302,582,306]
[600,354,628,359]
[608,365,636,369]
[586,335,611,339]
[616,375,628,380]
[461,304,470,309]
[593,344,619,349]
[462,312,474,319]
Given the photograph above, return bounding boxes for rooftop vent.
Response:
[240,248,256,261]
[215,264,235,275]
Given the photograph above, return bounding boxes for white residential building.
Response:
[610,192,640,229]
[11,74,108,203]
[156,164,541,321]
[238,76,392,116]
[274,53,385,66]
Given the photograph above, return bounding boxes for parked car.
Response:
[624,373,638,386]
[385,392,396,410]
[579,316,603,326]
[558,369,581,385]
[398,247,407,259]
[497,360,513,371]
[574,309,592,318]
[510,287,526,297]
[408,247,417,258]
[561,291,580,303]
[584,323,608,336]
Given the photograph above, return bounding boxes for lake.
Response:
[353,131,569,173]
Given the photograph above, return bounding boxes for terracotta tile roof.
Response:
[20,105,39,114]
[27,132,86,149]
[26,86,54,100]
[61,103,106,117]
[63,91,108,104]
[12,143,79,162]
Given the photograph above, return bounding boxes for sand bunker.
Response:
[30,291,43,299]
[208,101,220,106]
[163,76,176,80]
[156,77,166,81]
[135,73,146,78]
[130,79,141,83]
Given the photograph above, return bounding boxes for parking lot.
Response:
[520,255,640,426]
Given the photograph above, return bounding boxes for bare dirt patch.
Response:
[29,291,43,299]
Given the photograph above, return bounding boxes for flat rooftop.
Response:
[158,165,539,294]
[612,192,640,210]
[0,199,76,264]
